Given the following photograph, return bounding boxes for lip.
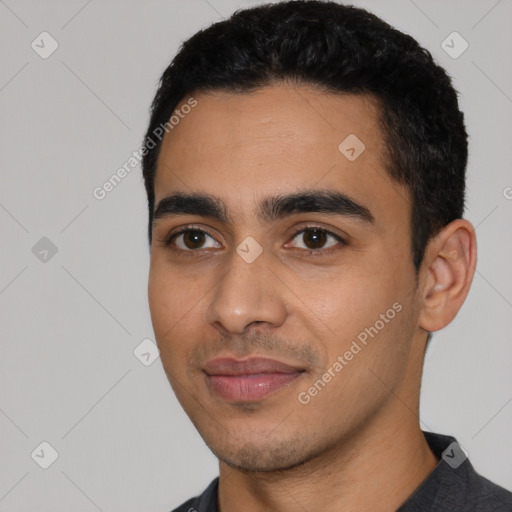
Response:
[203,357,305,402]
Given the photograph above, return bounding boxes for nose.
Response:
[205,249,288,335]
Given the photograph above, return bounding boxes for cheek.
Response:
[149,253,202,315]
[148,263,201,357]
[148,268,172,333]
[309,269,389,333]
[309,258,412,362]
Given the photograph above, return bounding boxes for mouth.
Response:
[202,356,306,402]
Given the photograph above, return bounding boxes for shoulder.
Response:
[170,496,199,512]
[169,477,219,512]
[464,471,512,511]
[400,432,512,511]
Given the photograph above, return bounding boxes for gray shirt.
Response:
[171,431,512,511]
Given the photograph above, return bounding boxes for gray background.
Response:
[0,0,511,510]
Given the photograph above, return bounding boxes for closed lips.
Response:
[203,357,305,376]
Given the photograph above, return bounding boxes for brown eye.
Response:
[290,228,342,251]
[182,230,207,249]
[302,229,328,249]
[166,229,220,251]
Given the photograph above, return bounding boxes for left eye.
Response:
[288,228,344,251]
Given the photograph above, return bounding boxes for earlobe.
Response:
[418,219,477,332]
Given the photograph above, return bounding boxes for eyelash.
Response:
[159,224,347,258]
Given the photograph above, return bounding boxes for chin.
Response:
[205,434,321,473]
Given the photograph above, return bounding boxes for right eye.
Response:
[163,228,221,252]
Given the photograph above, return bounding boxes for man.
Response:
[141,1,512,510]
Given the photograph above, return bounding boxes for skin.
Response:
[148,83,477,511]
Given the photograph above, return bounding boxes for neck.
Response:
[218,378,438,512]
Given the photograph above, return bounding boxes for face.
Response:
[148,83,424,472]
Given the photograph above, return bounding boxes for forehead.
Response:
[154,83,409,225]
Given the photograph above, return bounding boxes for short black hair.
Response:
[141,0,468,270]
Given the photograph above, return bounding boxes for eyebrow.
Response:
[152,189,375,226]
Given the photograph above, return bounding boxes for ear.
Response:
[418,219,477,333]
